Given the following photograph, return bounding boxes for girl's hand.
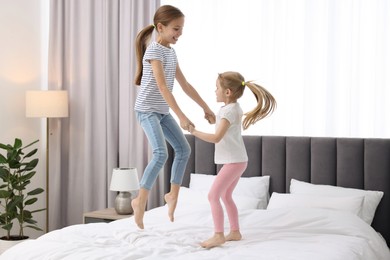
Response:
[204,111,216,124]
[180,118,194,131]
[188,124,195,133]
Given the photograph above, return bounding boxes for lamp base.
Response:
[114,192,133,215]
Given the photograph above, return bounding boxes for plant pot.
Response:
[0,236,29,255]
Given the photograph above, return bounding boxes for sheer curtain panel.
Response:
[48,0,159,230]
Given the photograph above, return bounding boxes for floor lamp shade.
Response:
[26,90,69,118]
[110,168,140,215]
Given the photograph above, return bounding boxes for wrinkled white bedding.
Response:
[1,204,389,260]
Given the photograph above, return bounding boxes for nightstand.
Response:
[83,208,132,224]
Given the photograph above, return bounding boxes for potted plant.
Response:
[0,138,44,252]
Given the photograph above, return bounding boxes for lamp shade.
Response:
[110,168,140,192]
[26,90,69,118]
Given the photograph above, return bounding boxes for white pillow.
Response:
[178,187,209,208]
[179,187,261,210]
[189,173,216,191]
[290,179,384,225]
[267,192,364,216]
[189,174,270,209]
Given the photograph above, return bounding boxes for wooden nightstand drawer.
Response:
[83,208,132,224]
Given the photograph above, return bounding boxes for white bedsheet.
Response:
[1,204,389,260]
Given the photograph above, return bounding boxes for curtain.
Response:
[48,0,159,230]
[162,0,390,138]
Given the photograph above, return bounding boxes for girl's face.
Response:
[157,17,184,47]
[215,78,228,103]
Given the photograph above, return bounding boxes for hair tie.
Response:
[241,81,245,86]
[152,24,156,29]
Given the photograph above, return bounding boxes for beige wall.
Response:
[0,0,48,239]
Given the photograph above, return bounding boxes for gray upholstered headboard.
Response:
[165,135,390,247]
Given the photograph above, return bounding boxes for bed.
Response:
[1,135,389,260]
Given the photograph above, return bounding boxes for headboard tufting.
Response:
[165,135,390,246]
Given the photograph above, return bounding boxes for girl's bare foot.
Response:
[201,233,226,249]
[164,193,178,222]
[226,230,242,241]
[131,198,145,229]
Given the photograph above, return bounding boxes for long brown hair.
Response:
[218,71,277,130]
[134,5,184,86]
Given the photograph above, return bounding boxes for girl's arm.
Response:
[151,60,192,129]
[175,63,216,124]
[189,119,230,144]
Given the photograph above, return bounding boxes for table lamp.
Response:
[110,167,140,214]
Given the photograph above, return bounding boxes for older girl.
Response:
[132,5,215,229]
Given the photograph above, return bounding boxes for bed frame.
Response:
[165,135,390,247]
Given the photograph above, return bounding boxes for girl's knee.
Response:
[170,136,191,159]
[173,143,191,162]
[180,142,191,159]
[208,191,220,204]
[153,148,168,165]
[221,194,233,204]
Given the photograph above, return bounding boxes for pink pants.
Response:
[208,162,248,233]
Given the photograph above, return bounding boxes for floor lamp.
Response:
[26,90,69,233]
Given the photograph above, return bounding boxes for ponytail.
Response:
[134,25,155,86]
[242,82,276,130]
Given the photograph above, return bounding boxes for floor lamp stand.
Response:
[46,118,49,233]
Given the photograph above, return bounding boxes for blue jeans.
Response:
[136,111,191,190]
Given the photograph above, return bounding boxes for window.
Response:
[162,0,389,137]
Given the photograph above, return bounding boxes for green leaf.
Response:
[0,154,7,163]
[9,160,21,169]
[25,198,38,205]
[8,196,23,209]
[19,172,35,183]
[0,143,10,150]
[23,148,38,159]
[27,188,44,196]
[0,167,10,180]
[23,159,39,171]
[0,190,12,199]
[14,181,30,191]
[24,225,42,231]
[24,218,36,225]
[13,139,22,150]
[1,223,13,232]
[22,210,32,218]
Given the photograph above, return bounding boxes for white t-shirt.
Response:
[134,42,177,114]
[215,102,248,164]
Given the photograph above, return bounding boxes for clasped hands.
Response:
[181,111,215,133]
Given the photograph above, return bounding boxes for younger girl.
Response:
[132,5,215,229]
[189,71,276,248]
